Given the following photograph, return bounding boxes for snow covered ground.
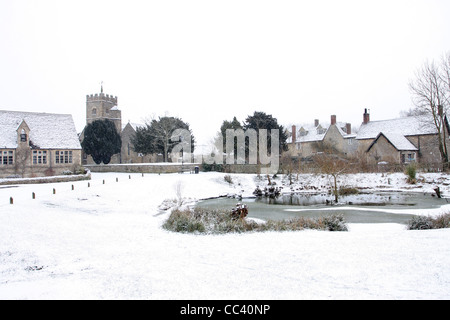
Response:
[0,171,449,299]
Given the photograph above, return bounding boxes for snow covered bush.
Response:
[434,213,450,229]
[259,215,347,232]
[407,213,450,230]
[163,208,258,234]
[320,214,349,231]
[163,207,348,234]
[163,209,206,233]
[433,213,450,229]
[407,216,435,230]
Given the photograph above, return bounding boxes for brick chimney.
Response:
[346,123,351,134]
[363,108,370,124]
[314,119,319,127]
[291,125,296,143]
[331,115,336,125]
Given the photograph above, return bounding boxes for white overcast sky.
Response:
[1,0,449,148]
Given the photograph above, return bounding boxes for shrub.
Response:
[163,207,348,234]
[433,213,450,229]
[320,214,348,231]
[405,164,417,184]
[407,215,434,230]
[258,214,348,232]
[163,209,206,233]
[202,162,224,172]
[407,213,450,230]
[338,186,359,196]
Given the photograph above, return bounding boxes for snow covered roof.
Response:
[289,121,355,144]
[288,123,328,143]
[369,132,418,151]
[356,115,438,140]
[122,122,145,131]
[334,121,357,139]
[0,110,82,149]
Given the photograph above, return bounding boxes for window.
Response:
[32,150,47,165]
[0,151,14,165]
[55,150,73,164]
[402,153,416,163]
[299,129,308,137]
[56,151,62,164]
[20,129,27,142]
[92,108,97,116]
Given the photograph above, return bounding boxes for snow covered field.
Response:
[1,171,449,299]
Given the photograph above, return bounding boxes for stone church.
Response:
[81,86,155,165]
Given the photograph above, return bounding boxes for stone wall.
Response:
[85,163,202,174]
[406,134,444,164]
[85,163,278,174]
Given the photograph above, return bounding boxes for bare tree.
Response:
[442,52,450,103]
[174,180,184,207]
[280,150,297,185]
[313,153,348,203]
[409,54,450,168]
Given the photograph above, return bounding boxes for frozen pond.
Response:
[196,192,449,224]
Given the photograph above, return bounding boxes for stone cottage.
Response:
[288,115,356,159]
[0,110,82,178]
[356,109,450,166]
[288,108,450,167]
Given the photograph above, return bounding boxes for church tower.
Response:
[86,84,122,133]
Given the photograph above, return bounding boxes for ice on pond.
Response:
[196,192,449,224]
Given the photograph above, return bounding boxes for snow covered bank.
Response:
[0,172,449,299]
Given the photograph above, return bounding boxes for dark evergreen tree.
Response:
[244,111,289,155]
[220,116,243,156]
[81,119,122,164]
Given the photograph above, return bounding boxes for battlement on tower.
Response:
[86,93,118,105]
